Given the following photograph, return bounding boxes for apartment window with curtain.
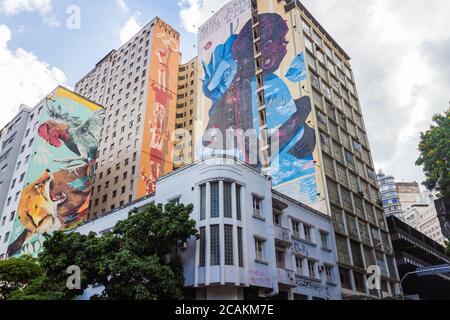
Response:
[237,227,244,267]
[276,249,285,269]
[200,184,206,220]
[253,196,262,218]
[199,227,206,267]
[325,265,334,283]
[210,182,219,218]
[307,260,316,279]
[255,238,266,261]
[304,224,313,243]
[320,231,329,249]
[224,182,232,218]
[210,225,220,265]
[224,225,233,265]
[236,185,242,221]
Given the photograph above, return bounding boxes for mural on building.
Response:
[198,0,325,210]
[138,18,180,196]
[7,87,103,257]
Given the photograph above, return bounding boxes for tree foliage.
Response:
[37,203,197,300]
[0,255,42,300]
[416,108,450,198]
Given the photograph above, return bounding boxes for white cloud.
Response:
[178,0,228,33]
[119,13,142,45]
[0,0,51,15]
[0,0,60,27]
[116,0,129,12]
[0,24,67,128]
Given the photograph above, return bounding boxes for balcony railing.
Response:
[277,268,296,288]
[274,225,292,247]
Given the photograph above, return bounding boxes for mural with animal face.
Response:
[197,0,325,209]
[7,87,103,257]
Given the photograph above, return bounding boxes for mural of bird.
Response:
[38,98,105,168]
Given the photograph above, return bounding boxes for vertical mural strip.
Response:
[138,19,181,197]
[7,87,103,257]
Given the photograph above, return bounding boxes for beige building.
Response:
[75,17,181,218]
[396,182,423,212]
[174,57,198,168]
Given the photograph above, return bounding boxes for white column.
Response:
[219,180,225,285]
[231,183,240,286]
[205,182,211,286]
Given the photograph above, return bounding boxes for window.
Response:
[199,227,206,267]
[200,184,206,220]
[295,257,304,275]
[273,212,282,226]
[210,182,219,218]
[304,224,313,242]
[325,265,334,283]
[237,227,244,267]
[236,186,242,221]
[320,231,329,249]
[308,260,316,278]
[253,196,262,218]
[224,182,232,218]
[255,238,266,261]
[224,225,234,265]
[339,267,352,290]
[276,249,285,269]
[292,220,300,238]
[210,225,220,266]
[4,232,9,243]
[10,211,15,221]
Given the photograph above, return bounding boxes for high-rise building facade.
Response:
[396,182,423,212]
[0,86,103,259]
[174,57,198,168]
[377,170,403,219]
[195,0,400,299]
[74,17,181,218]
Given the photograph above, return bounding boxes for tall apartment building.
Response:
[376,170,403,219]
[0,105,32,214]
[174,57,198,168]
[74,17,181,217]
[195,0,400,299]
[396,182,423,212]
[0,86,103,259]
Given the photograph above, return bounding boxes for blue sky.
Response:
[1,0,449,184]
[0,0,198,87]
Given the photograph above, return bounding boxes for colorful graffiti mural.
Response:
[197,0,325,210]
[138,18,180,196]
[7,87,103,257]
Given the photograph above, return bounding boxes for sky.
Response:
[0,0,449,187]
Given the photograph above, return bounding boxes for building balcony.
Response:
[274,225,292,247]
[277,268,296,288]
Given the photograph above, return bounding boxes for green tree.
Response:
[0,255,42,300]
[37,203,197,300]
[416,108,450,198]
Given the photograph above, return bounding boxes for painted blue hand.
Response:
[202,35,238,106]
[285,52,307,83]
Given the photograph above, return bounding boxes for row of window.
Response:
[198,225,244,267]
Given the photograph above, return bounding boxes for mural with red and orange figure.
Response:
[138,18,181,196]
